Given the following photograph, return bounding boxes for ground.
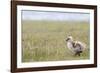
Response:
[22,20,90,62]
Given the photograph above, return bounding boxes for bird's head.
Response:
[66,35,73,42]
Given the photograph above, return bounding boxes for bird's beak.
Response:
[66,38,70,41]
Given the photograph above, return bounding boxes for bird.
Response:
[66,35,86,56]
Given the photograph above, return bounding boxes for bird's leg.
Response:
[75,51,81,56]
[75,52,78,56]
[78,53,80,56]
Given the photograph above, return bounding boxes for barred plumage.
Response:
[66,36,86,56]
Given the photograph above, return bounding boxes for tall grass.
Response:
[22,20,90,62]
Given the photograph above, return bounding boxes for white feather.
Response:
[66,36,86,54]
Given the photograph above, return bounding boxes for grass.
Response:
[22,20,90,62]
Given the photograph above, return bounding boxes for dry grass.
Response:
[22,20,90,62]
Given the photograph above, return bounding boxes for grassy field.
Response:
[22,20,90,62]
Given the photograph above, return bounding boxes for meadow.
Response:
[22,20,90,62]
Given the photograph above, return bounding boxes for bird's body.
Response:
[66,36,86,56]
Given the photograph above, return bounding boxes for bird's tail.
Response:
[76,41,87,51]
